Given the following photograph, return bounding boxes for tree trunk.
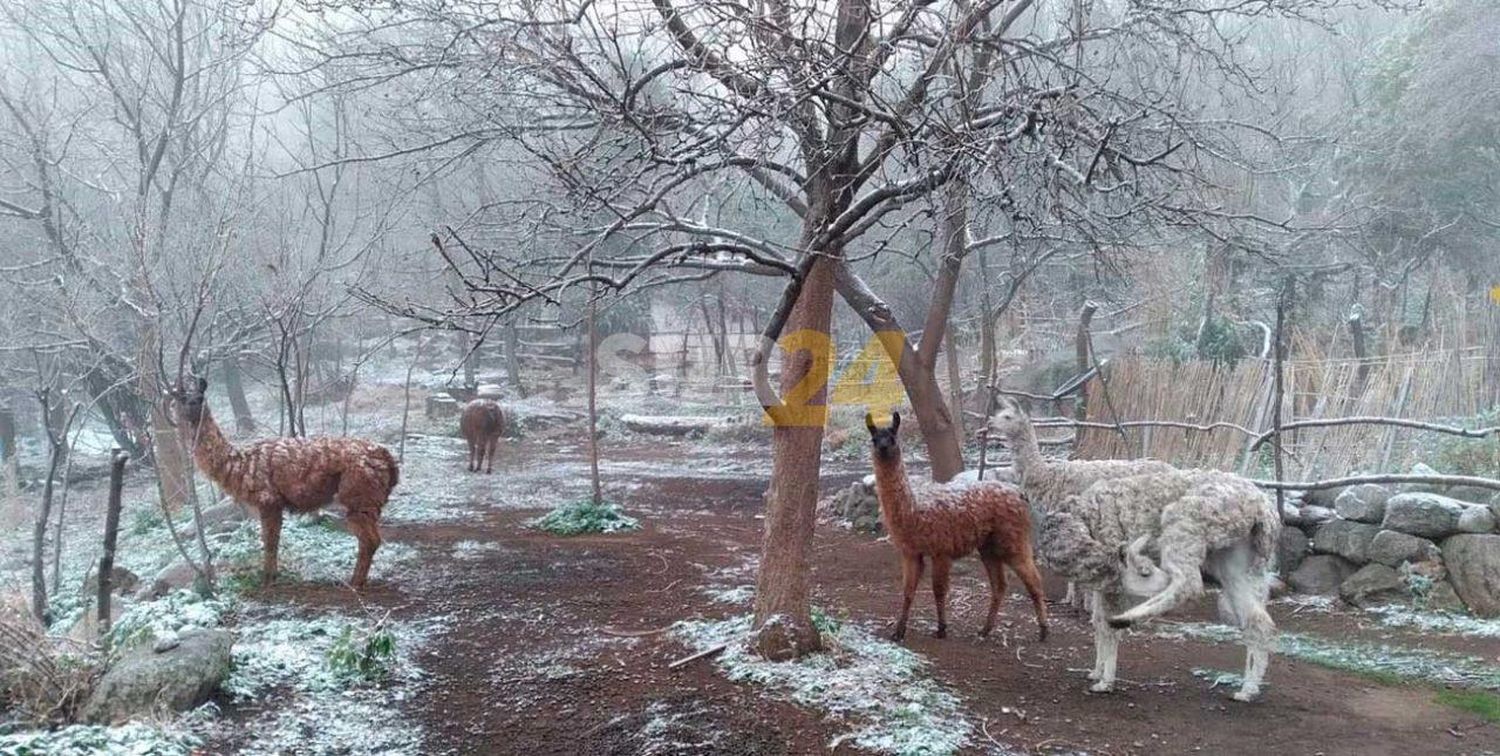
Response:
[222,353,256,433]
[977,246,997,396]
[98,450,128,636]
[460,327,477,389]
[1074,302,1098,421]
[586,285,603,505]
[504,321,527,398]
[752,250,837,661]
[833,266,965,483]
[944,324,965,441]
[0,406,14,472]
[31,435,64,624]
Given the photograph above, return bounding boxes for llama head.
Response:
[1118,535,1171,597]
[987,396,1031,442]
[170,375,210,427]
[865,411,901,462]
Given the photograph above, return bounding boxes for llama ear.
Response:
[890,411,900,432]
[865,412,877,433]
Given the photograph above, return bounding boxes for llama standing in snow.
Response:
[460,399,506,473]
[988,398,1280,701]
[866,412,1048,643]
[171,376,399,589]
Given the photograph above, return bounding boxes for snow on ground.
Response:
[673,614,975,755]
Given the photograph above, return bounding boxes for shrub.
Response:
[327,624,397,683]
[1413,409,1500,478]
[528,499,640,536]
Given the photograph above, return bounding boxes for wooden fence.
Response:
[1076,348,1498,479]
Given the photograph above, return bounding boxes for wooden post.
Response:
[1272,277,1290,525]
[0,406,15,468]
[586,279,603,505]
[98,450,129,636]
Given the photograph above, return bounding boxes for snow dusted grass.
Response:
[673,615,972,755]
[701,584,754,607]
[1366,606,1500,638]
[220,610,439,755]
[212,515,417,587]
[0,720,203,756]
[109,590,236,647]
[451,540,503,559]
[1160,621,1500,689]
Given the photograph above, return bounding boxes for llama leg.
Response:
[1009,554,1051,642]
[893,553,924,642]
[1089,590,1122,692]
[486,438,498,474]
[347,509,383,589]
[1214,548,1275,701]
[930,555,951,639]
[259,506,284,585]
[978,552,1007,637]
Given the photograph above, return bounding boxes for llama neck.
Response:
[1008,423,1049,489]
[871,449,915,536]
[185,408,247,496]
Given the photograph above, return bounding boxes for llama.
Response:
[170,376,399,589]
[989,398,1279,701]
[460,399,506,473]
[982,398,1174,609]
[866,412,1048,643]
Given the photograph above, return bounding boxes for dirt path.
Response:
[238,438,1500,755]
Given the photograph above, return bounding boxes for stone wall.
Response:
[1283,474,1500,615]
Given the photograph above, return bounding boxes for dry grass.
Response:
[0,600,97,726]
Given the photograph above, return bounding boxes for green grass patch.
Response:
[1436,689,1500,723]
[528,499,640,536]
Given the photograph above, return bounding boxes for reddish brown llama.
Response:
[171,376,399,589]
[459,399,505,474]
[866,412,1049,642]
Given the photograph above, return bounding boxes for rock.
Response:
[1446,485,1497,505]
[1334,484,1392,524]
[69,598,135,644]
[1402,463,1444,494]
[949,467,1018,484]
[80,628,233,724]
[423,393,460,420]
[1301,486,1348,510]
[1268,575,1290,599]
[475,383,506,400]
[1366,530,1438,567]
[1442,534,1500,617]
[1339,564,1407,608]
[135,561,204,601]
[1458,505,1497,534]
[82,566,141,599]
[1299,506,1336,525]
[1490,493,1500,524]
[1382,493,1467,539]
[184,503,250,540]
[1311,520,1381,563]
[1401,558,1465,612]
[1288,554,1356,595]
[1277,528,1310,574]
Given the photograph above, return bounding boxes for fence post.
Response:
[98,449,129,637]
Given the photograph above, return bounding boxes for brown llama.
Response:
[459,399,505,473]
[866,412,1049,642]
[170,376,399,589]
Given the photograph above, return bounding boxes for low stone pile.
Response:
[823,475,883,534]
[1281,471,1500,615]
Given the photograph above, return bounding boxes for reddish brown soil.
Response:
[240,438,1500,755]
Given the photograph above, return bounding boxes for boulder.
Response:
[1402,558,1466,613]
[1288,554,1356,595]
[82,566,141,600]
[423,393,460,420]
[1299,506,1336,525]
[185,503,250,540]
[1301,486,1348,510]
[1441,534,1500,617]
[1311,520,1381,563]
[1401,463,1444,494]
[1339,564,1407,608]
[1458,505,1497,534]
[1446,485,1497,505]
[1277,528,1310,574]
[135,561,204,601]
[1334,484,1392,524]
[1382,493,1466,539]
[475,383,506,400]
[80,628,233,724]
[1366,530,1438,567]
